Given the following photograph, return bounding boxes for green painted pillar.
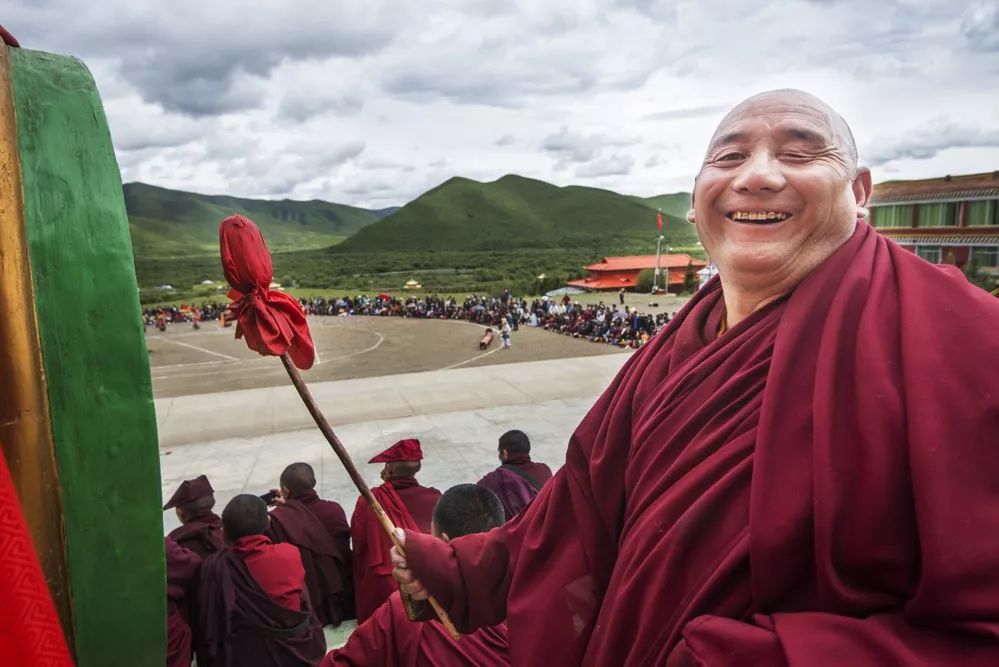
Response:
[8,47,165,665]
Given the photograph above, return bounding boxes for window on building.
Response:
[971,246,999,269]
[966,200,999,227]
[871,204,914,228]
[916,246,942,263]
[917,202,958,227]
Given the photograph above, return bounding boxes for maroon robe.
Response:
[269,499,349,627]
[166,538,202,667]
[351,477,441,623]
[168,511,224,560]
[322,591,508,666]
[196,536,325,667]
[293,489,355,619]
[404,224,999,665]
[476,454,553,520]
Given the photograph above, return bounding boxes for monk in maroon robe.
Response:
[196,494,325,666]
[268,463,352,628]
[351,439,441,623]
[166,537,201,667]
[476,429,553,520]
[165,475,224,560]
[391,90,999,665]
[272,462,355,622]
[323,484,508,666]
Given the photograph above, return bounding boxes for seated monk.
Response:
[390,90,999,665]
[323,484,509,666]
[165,537,201,667]
[479,328,494,350]
[476,430,553,520]
[196,494,325,667]
[268,462,353,626]
[351,439,441,623]
[164,474,224,559]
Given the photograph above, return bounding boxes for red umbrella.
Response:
[218,214,459,639]
[378,292,392,300]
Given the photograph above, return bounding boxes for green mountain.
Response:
[333,174,695,253]
[633,192,691,220]
[124,182,384,258]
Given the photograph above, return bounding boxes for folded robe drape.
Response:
[405,223,999,666]
[352,478,440,623]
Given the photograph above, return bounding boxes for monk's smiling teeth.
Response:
[726,210,792,224]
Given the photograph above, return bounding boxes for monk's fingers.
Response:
[393,564,415,585]
[393,527,407,547]
[390,546,407,570]
[400,580,428,600]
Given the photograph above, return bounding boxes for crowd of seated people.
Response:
[146,291,675,349]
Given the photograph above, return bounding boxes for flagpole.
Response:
[652,209,663,294]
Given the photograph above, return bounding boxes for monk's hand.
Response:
[391,528,429,600]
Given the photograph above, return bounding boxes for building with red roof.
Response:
[567,254,707,293]
[870,171,999,275]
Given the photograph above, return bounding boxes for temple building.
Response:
[869,171,999,276]
[567,254,707,293]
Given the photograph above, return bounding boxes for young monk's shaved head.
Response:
[280,462,317,495]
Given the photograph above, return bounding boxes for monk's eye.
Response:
[717,152,744,162]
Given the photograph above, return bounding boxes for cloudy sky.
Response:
[6,0,999,208]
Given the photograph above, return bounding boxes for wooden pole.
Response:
[279,354,461,640]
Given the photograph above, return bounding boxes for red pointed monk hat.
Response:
[368,439,423,463]
[163,474,214,510]
[219,214,315,369]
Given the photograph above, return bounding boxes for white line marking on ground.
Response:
[159,337,240,361]
[318,330,385,364]
[151,359,235,372]
[440,345,503,370]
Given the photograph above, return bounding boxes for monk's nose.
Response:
[731,151,785,193]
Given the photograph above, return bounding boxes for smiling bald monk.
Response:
[390,90,999,666]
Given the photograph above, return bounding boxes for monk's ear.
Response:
[852,167,873,219]
[687,190,697,225]
[440,532,451,544]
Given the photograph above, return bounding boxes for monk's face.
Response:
[692,91,870,289]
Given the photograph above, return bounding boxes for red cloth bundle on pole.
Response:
[219,214,315,369]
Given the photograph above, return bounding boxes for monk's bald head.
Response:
[280,462,316,496]
[709,89,859,172]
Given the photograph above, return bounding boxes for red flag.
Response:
[656,210,663,231]
[0,448,74,666]
[219,214,316,369]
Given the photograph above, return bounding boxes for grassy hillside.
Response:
[131,176,701,303]
[635,192,691,220]
[334,175,695,253]
[125,182,381,258]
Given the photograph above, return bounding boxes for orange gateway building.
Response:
[567,254,707,294]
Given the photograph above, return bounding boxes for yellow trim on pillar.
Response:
[0,43,75,647]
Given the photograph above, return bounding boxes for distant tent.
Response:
[403,279,422,290]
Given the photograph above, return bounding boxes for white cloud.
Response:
[3,0,997,207]
[575,154,635,177]
[865,120,999,166]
